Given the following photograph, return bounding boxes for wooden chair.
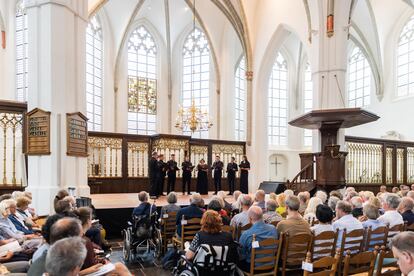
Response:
[160,211,177,253]
[338,229,365,275]
[375,246,400,276]
[342,250,378,276]
[363,226,388,251]
[279,232,313,276]
[386,223,404,244]
[243,234,282,276]
[406,223,414,232]
[235,223,252,241]
[222,225,235,238]
[309,230,339,261]
[270,220,280,228]
[172,216,201,250]
[303,249,340,276]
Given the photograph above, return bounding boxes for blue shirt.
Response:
[132,202,156,217]
[175,204,203,237]
[362,219,386,250]
[239,221,278,264]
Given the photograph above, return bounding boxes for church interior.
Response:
[1,0,414,275]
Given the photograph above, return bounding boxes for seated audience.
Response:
[207,199,230,225]
[239,206,277,271]
[254,190,266,211]
[53,189,69,212]
[7,199,34,235]
[231,191,242,211]
[361,203,385,230]
[315,190,328,204]
[160,192,181,218]
[398,197,414,226]
[132,191,156,217]
[368,196,382,209]
[332,200,363,248]
[350,196,364,218]
[230,194,253,227]
[311,205,334,259]
[379,185,387,194]
[284,189,294,197]
[176,193,204,237]
[32,214,63,262]
[390,232,414,276]
[276,195,311,236]
[329,190,343,200]
[15,196,38,230]
[276,193,286,216]
[263,199,282,224]
[303,197,323,222]
[185,210,234,260]
[217,191,232,214]
[378,193,404,227]
[327,196,339,215]
[269,192,277,202]
[392,187,400,194]
[298,191,309,214]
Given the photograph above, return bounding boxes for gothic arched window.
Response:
[268,52,288,146]
[397,15,414,97]
[86,16,103,131]
[182,28,210,139]
[16,1,28,102]
[235,56,246,141]
[127,26,157,135]
[347,46,371,107]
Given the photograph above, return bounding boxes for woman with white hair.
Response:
[315,190,328,204]
[231,191,241,211]
[160,192,181,218]
[303,197,323,222]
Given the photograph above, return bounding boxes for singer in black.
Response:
[226,157,238,195]
[196,159,209,195]
[166,154,179,193]
[239,155,250,194]
[156,154,167,196]
[149,152,158,198]
[181,156,194,195]
[212,155,224,194]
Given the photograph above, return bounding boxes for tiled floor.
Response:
[108,240,171,276]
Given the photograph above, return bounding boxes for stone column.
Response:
[25,0,89,215]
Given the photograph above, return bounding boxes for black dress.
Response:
[239,160,250,194]
[196,164,209,195]
[149,157,158,196]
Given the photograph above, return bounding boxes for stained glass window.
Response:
[16,1,28,102]
[235,56,246,141]
[304,62,313,147]
[182,28,210,139]
[397,15,414,97]
[127,26,157,135]
[86,16,103,131]
[268,52,288,146]
[347,46,371,107]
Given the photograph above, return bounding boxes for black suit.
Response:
[156,160,166,196]
[212,161,224,193]
[166,160,179,193]
[226,162,238,194]
[181,161,193,194]
[149,157,158,197]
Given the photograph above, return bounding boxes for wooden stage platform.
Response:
[90,192,236,209]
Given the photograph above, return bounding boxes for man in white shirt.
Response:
[230,194,253,227]
[332,200,363,249]
[378,193,403,227]
[391,232,414,276]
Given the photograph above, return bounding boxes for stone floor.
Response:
[108,239,171,276]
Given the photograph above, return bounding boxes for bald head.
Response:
[49,217,82,244]
[248,206,263,223]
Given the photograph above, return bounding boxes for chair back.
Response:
[270,220,279,228]
[161,211,177,239]
[406,222,414,232]
[310,230,338,260]
[375,246,400,276]
[246,234,282,276]
[363,226,388,251]
[386,223,404,244]
[303,250,340,276]
[280,232,313,276]
[235,223,252,241]
[340,228,364,256]
[342,250,377,276]
[221,225,235,238]
[181,216,201,244]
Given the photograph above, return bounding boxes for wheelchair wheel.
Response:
[153,228,162,259]
[122,228,132,262]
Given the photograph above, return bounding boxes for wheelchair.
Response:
[122,210,162,262]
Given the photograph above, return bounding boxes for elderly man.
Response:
[239,206,277,272]
[380,185,387,194]
[391,232,414,276]
[378,193,404,227]
[276,195,311,236]
[230,194,253,227]
[332,201,363,248]
[399,197,414,226]
[350,196,364,218]
[132,191,156,217]
[263,199,282,224]
[175,193,203,237]
[254,190,266,210]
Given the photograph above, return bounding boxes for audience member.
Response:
[311,205,334,259]
[207,199,230,225]
[7,199,34,235]
[132,191,156,217]
[276,193,286,216]
[185,210,234,260]
[350,196,364,218]
[327,196,340,215]
[329,190,343,200]
[32,214,63,262]
[15,196,38,229]
[315,190,328,204]
[390,232,414,276]
[276,195,311,236]
[254,190,266,210]
[176,193,203,237]
[53,189,69,212]
[361,203,386,250]
[380,185,387,194]
[239,206,277,271]
[332,201,363,248]
[378,193,404,228]
[284,189,294,197]
[269,192,277,202]
[217,191,232,213]
[55,199,76,217]
[160,192,181,218]
[392,187,400,194]
[230,194,253,227]
[303,197,323,222]
[398,197,414,226]
[263,199,282,224]
[231,191,241,211]
[298,191,309,214]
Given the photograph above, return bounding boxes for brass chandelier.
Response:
[174,100,213,133]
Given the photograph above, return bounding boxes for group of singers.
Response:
[149,152,250,198]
